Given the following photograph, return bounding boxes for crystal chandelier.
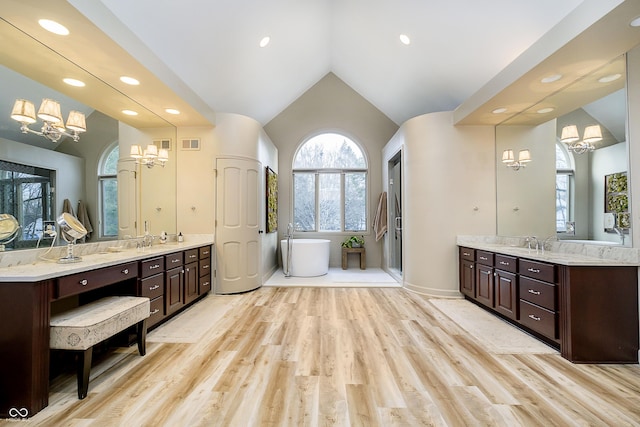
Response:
[11,98,87,143]
[560,124,602,154]
[130,144,169,168]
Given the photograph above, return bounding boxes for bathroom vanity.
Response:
[458,239,638,364]
[0,236,214,418]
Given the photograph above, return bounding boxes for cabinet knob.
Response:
[528,314,541,321]
[528,289,541,295]
[122,269,129,275]
[527,268,541,274]
[79,279,88,286]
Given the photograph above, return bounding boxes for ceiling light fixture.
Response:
[130,144,169,168]
[165,108,180,115]
[259,36,270,48]
[122,109,138,116]
[537,107,554,114]
[10,98,86,143]
[399,34,411,45]
[540,74,562,83]
[63,78,85,87]
[598,73,622,83]
[502,149,532,171]
[120,76,140,85]
[492,107,507,114]
[630,16,640,27]
[561,124,602,154]
[38,19,69,35]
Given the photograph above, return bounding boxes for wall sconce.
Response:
[10,98,86,143]
[561,124,602,154]
[502,149,531,171]
[130,144,169,168]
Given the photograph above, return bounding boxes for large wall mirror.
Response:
[496,54,630,246]
[0,25,177,251]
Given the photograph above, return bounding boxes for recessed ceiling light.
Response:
[537,107,555,114]
[399,34,411,45]
[630,16,640,27]
[598,73,622,83]
[122,110,138,116]
[63,78,85,87]
[165,108,180,115]
[259,36,270,48]
[120,76,140,85]
[540,74,562,84]
[492,107,507,114]
[38,19,69,35]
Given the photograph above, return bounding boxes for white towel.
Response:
[373,192,388,242]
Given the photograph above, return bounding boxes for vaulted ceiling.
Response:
[84,0,584,126]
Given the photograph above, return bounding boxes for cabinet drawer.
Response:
[199,260,211,278]
[57,262,138,298]
[519,276,556,311]
[165,252,183,268]
[519,300,557,339]
[199,276,212,293]
[139,274,164,299]
[495,254,517,273]
[519,259,555,283]
[148,296,164,324]
[199,246,211,260]
[459,247,475,262]
[185,249,199,263]
[476,250,494,266]
[140,257,165,278]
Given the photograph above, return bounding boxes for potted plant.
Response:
[341,235,365,248]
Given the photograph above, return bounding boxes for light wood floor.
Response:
[6,287,640,426]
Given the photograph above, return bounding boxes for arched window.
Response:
[292,133,368,232]
[556,142,574,233]
[98,143,119,237]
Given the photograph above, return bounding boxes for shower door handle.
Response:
[395,217,402,231]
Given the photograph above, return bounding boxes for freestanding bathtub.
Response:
[280,238,330,277]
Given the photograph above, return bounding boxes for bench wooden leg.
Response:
[77,348,92,399]
[137,319,147,356]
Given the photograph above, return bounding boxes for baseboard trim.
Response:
[403,281,463,298]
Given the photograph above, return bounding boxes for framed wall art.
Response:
[266,166,278,233]
[604,171,629,231]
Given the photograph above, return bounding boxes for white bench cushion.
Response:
[50,296,150,350]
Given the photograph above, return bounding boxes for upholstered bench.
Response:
[50,296,150,399]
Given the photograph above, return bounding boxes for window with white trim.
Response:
[293,133,368,232]
[98,144,119,237]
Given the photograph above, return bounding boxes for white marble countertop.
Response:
[457,235,640,266]
[0,234,214,282]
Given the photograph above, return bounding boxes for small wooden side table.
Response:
[342,247,366,270]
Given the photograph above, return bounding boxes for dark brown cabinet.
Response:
[494,269,517,320]
[198,246,213,294]
[474,250,494,307]
[184,261,199,304]
[165,266,184,315]
[459,247,475,298]
[458,245,639,363]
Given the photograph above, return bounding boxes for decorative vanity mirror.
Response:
[496,54,630,246]
[0,19,177,251]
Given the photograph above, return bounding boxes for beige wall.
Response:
[628,45,640,250]
[390,111,496,296]
[264,73,398,269]
[175,114,279,281]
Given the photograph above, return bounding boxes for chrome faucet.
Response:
[525,236,539,252]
